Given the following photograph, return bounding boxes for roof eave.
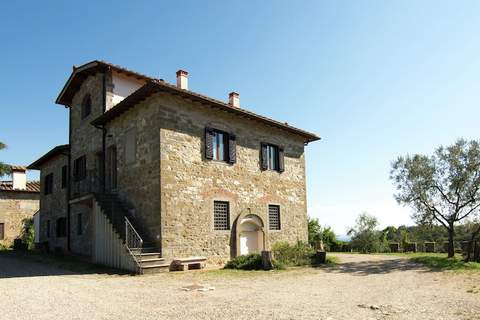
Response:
[28,145,70,170]
[91,81,320,143]
[55,61,101,106]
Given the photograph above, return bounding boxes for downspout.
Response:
[101,70,108,192]
[67,105,72,251]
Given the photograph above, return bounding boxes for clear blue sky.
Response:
[1,1,480,235]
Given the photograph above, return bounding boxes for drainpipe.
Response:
[67,104,72,251]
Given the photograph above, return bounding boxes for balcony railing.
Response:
[72,171,102,197]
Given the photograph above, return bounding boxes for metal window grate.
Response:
[214,201,230,230]
[269,205,281,230]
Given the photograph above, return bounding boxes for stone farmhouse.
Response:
[0,166,40,247]
[28,60,319,273]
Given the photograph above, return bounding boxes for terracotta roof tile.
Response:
[0,180,40,193]
[10,165,27,171]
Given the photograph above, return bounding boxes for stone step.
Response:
[138,252,162,258]
[140,258,166,267]
[141,263,171,275]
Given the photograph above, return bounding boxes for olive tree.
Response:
[348,212,385,253]
[391,139,480,258]
[0,142,10,177]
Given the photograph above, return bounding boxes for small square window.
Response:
[268,205,281,230]
[214,201,230,230]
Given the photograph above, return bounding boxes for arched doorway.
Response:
[235,214,265,256]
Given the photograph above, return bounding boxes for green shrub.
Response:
[272,241,315,266]
[224,253,263,270]
[19,218,35,250]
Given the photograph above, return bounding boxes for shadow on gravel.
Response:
[0,251,129,279]
[322,258,437,276]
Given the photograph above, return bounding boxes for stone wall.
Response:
[38,154,68,251]
[157,94,308,263]
[0,192,39,247]
[70,72,105,198]
[68,72,107,255]
[105,95,161,246]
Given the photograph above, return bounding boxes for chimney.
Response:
[176,70,189,90]
[11,166,26,190]
[228,92,240,108]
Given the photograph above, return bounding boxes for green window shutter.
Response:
[260,143,268,170]
[228,134,236,164]
[205,127,214,160]
[278,147,285,173]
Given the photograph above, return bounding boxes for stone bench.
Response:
[170,256,207,271]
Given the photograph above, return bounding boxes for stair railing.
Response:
[125,216,143,273]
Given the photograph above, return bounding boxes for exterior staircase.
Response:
[93,193,169,274]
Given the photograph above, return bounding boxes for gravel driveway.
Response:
[0,253,479,320]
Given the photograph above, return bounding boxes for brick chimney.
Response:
[176,70,189,90]
[11,166,27,190]
[228,92,240,108]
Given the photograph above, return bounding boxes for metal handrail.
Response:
[125,216,143,273]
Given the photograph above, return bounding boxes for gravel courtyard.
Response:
[0,253,479,320]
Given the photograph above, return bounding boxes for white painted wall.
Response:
[12,171,26,190]
[110,71,144,108]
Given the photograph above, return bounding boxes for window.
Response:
[261,143,284,172]
[125,129,136,164]
[214,201,230,230]
[213,130,227,161]
[56,218,67,238]
[81,94,92,119]
[77,213,83,236]
[44,173,54,195]
[46,220,51,238]
[267,145,279,171]
[61,165,67,189]
[205,128,236,164]
[268,205,281,230]
[74,155,87,181]
[0,223,4,240]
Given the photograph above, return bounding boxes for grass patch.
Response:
[409,254,480,272]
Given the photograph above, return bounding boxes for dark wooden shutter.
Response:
[205,127,214,160]
[73,159,78,182]
[260,143,268,170]
[228,134,236,164]
[278,147,285,173]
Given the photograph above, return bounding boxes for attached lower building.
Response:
[0,166,40,247]
[28,60,319,273]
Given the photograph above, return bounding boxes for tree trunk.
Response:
[447,225,455,258]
